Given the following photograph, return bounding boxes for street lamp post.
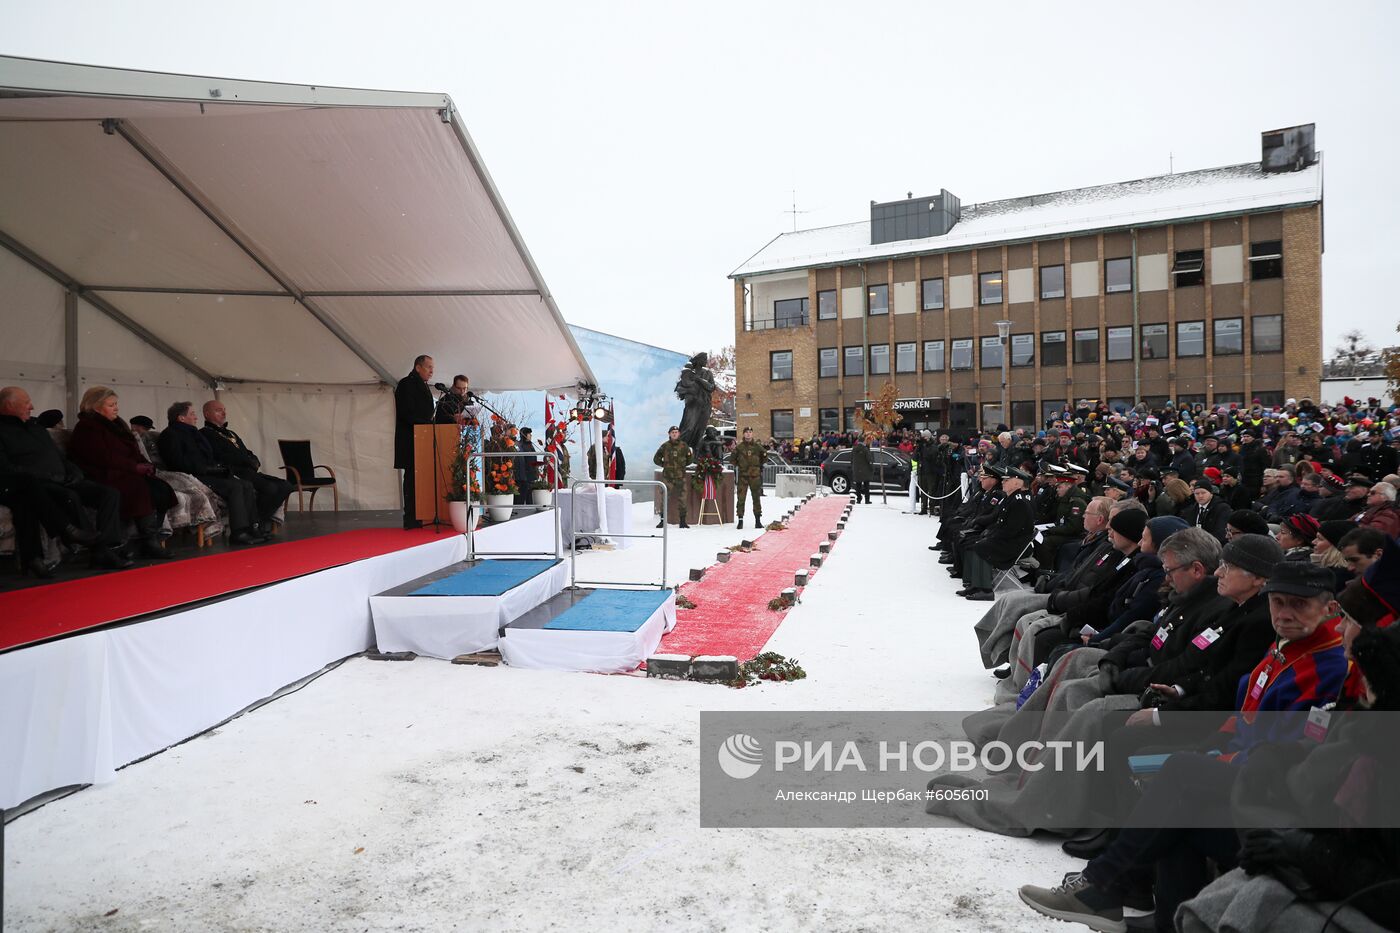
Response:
[995,319,1012,430]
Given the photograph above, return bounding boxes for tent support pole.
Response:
[64,289,79,417]
[109,121,396,387]
[0,227,220,389]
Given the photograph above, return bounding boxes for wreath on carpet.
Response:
[729,652,807,688]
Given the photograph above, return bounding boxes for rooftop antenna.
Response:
[784,189,811,232]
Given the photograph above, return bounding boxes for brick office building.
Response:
[730,126,1323,439]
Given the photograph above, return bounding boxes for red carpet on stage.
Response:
[0,527,448,653]
[658,496,847,662]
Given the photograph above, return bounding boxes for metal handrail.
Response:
[567,478,669,591]
[464,450,562,561]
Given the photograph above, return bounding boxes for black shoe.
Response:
[61,523,101,548]
[90,546,134,570]
[965,590,994,601]
[938,555,954,564]
[737,519,744,530]
[24,557,57,579]
[679,521,690,529]
[992,665,1012,680]
[955,587,974,597]
[656,519,665,529]
[138,538,175,560]
[754,516,762,527]
[1124,915,1156,933]
[230,531,258,545]
[403,519,423,530]
[1061,827,1114,860]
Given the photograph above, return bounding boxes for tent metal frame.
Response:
[0,54,599,395]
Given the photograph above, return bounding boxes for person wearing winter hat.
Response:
[1277,513,1320,561]
[1227,508,1271,540]
[1143,514,1189,553]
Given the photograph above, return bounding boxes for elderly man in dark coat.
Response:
[851,437,872,504]
[394,355,436,529]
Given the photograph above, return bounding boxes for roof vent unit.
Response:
[870,188,960,244]
[1261,124,1316,173]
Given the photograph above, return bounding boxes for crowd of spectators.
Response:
[0,385,293,579]
[916,393,1400,931]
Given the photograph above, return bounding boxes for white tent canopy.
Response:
[0,56,597,508]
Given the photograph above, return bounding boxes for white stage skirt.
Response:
[498,592,676,674]
[370,560,570,660]
[0,510,560,810]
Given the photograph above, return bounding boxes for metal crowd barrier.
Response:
[567,478,669,591]
[464,450,562,561]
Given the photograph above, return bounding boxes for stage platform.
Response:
[498,587,675,674]
[370,558,571,660]
[0,508,560,811]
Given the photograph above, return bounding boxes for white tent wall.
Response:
[0,247,65,411]
[217,387,397,510]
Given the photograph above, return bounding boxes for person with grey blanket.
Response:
[972,495,1113,670]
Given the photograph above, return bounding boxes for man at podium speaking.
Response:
[394,354,436,529]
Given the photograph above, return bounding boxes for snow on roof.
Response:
[731,160,1322,279]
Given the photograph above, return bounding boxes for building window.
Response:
[921,277,944,310]
[895,342,916,373]
[981,402,1005,429]
[771,409,794,439]
[1041,331,1067,367]
[1249,241,1283,280]
[1011,400,1036,429]
[1042,400,1065,424]
[819,408,839,433]
[1073,328,1099,364]
[951,339,974,371]
[1010,333,1034,367]
[1105,257,1133,294]
[1214,393,1244,406]
[1106,326,1134,361]
[1172,249,1205,288]
[1108,398,1134,414]
[868,283,889,315]
[844,346,864,376]
[1040,264,1065,300]
[1140,323,1168,359]
[923,340,945,372]
[869,344,890,375]
[980,335,1004,369]
[1177,394,1206,407]
[817,289,837,320]
[979,271,1003,305]
[1214,318,1244,356]
[1177,321,1205,357]
[770,350,793,381]
[1254,390,1284,407]
[1253,314,1283,353]
[819,347,838,378]
[773,298,808,328]
[843,407,859,431]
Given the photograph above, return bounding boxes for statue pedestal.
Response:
[653,468,735,524]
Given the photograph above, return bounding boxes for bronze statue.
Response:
[675,352,716,452]
[696,425,725,462]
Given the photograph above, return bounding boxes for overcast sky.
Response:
[8,0,1397,360]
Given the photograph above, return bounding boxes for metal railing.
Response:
[744,314,808,331]
[567,479,669,591]
[464,450,562,561]
[762,462,822,487]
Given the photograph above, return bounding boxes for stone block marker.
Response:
[794,568,809,586]
[646,654,692,680]
[689,567,705,582]
[691,655,739,682]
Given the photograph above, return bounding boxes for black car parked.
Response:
[819,448,911,494]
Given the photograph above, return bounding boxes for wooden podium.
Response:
[413,424,461,525]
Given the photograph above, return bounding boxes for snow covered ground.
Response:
[5,497,1076,932]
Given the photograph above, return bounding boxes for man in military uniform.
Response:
[729,425,765,530]
[1035,471,1090,571]
[653,425,693,528]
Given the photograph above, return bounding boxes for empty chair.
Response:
[277,440,338,512]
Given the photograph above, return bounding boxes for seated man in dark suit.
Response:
[200,400,293,533]
[158,401,266,545]
[0,385,123,569]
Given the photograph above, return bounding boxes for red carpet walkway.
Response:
[0,527,448,653]
[658,495,848,662]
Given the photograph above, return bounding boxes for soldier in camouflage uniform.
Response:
[1034,473,1091,571]
[653,425,693,528]
[729,425,765,530]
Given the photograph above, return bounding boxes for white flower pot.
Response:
[447,500,475,533]
[531,489,553,508]
[485,493,515,523]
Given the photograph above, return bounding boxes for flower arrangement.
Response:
[446,433,480,502]
[691,454,724,491]
[488,460,517,495]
